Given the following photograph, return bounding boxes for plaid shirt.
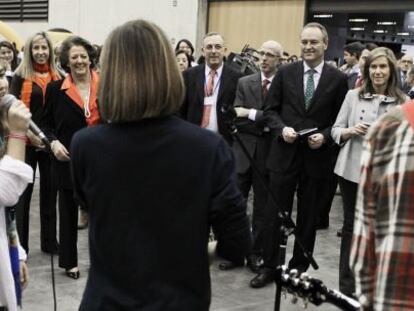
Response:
[350,104,414,310]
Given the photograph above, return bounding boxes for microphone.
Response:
[0,94,51,149]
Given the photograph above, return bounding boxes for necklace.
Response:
[75,77,91,118]
[82,85,91,118]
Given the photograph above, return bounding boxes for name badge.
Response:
[204,96,215,106]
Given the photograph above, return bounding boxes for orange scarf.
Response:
[60,70,100,127]
[20,66,60,108]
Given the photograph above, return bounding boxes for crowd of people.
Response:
[0,18,414,311]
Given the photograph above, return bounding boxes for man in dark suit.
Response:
[398,53,413,87]
[250,22,348,288]
[180,32,242,144]
[232,40,283,273]
[341,42,364,90]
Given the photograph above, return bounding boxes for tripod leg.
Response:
[274,226,288,311]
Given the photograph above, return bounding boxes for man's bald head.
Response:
[260,41,283,57]
[259,40,283,77]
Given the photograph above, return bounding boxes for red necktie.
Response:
[205,70,216,97]
[201,70,216,128]
[262,79,270,98]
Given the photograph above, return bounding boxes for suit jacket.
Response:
[41,79,89,189]
[232,72,270,173]
[264,61,348,178]
[180,64,242,143]
[10,74,46,125]
[347,72,358,89]
[70,116,251,311]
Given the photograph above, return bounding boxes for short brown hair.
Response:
[98,19,184,123]
[303,22,329,44]
[59,36,96,73]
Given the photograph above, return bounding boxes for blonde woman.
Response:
[10,32,61,255]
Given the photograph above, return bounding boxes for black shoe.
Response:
[65,269,80,280]
[218,261,243,270]
[246,255,263,273]
[250,271,274,288]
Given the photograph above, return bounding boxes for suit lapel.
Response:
[196,65,205,105]
[309,63,330,111]
[217,64,229,104]
[248,73,263,107]
[295,62,306,112]
[61,76,86,117]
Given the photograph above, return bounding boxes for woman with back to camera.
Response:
[0,41,19,84]
[331,47,408,298]
[0,77,31,311]
[71,19,251,311]
[175,49,192,73]
[42,36,99,279]
[10,31,61,255]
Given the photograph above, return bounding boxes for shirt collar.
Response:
[261,72,275,83]
[205,63,223,77]
[304,61,324,75]
[360,92,397,103]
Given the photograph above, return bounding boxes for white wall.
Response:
[5,0,201,47]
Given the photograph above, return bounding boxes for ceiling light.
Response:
[314,14,333,18]
[350,27,364,31]
[398,32,410,36]
[377,22,397,25]
[349,18,368,22]
[373,30,386,33]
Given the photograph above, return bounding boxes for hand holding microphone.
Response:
[1,94,51,150]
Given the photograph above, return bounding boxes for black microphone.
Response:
[0,94,51,149]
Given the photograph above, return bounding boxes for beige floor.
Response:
[21,176,344,311]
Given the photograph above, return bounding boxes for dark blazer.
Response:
[10,74,45,124]
[71,116,251,311]
[264,61,348,178]
[41,79,88,189]
[180,63,242,143]
[347,72,358,89]
[232,72,270,173]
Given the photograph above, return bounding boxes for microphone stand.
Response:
[222,106,319,311]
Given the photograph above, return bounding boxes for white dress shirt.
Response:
[247,73,275,121]
[303,61,324,94]
[204,64,223,133]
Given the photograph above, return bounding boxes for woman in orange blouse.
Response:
[10,32,61,256]
[42,36,100,279]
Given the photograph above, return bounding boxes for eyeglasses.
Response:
[259,51,279,58]
[401,60,413,64]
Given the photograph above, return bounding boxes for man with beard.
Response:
[250,23,348,288]
[231,41,283,273]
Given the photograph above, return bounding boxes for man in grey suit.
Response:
[229,41,283,272]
